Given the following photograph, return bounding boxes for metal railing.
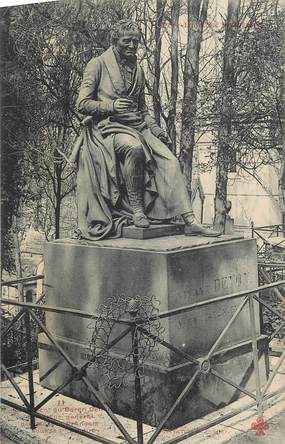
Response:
[251,223,285,259]
[258,262,285,342]
[250,222,285,341]
[1,275,46,374]
[1,278,285,443]
[251,223,285,239]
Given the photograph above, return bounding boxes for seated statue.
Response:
[71,19,220,240]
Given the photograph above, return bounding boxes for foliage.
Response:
[1,8,28,273]
[1,0,139,267]
[199,0,284,178]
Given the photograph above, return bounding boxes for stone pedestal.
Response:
[122,223,183,239]
[39,234,268,428]
[225,217,235,235]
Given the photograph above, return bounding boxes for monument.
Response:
[39,20,268,429]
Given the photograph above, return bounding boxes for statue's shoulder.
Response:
[86,48,112,70]
[83,53,106,77]
[86,54,104,68]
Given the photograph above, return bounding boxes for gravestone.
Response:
[39,233,268,428]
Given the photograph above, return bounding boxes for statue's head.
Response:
[111,19,140,59]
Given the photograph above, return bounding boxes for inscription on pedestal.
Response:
[191,271,248,298]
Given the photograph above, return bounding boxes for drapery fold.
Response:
[76,121,191,240]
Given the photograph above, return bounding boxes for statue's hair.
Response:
[111,19,140,43]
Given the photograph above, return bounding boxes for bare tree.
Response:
[179,0,209,192]
[168,0,181,154]
[277,8,285,228]
[152,0,167,125]
[213,0,240,232]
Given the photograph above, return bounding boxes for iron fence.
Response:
[251,223,285,260]
[251,223,285,239]
[1,276,285,443]
[1,275,45,375]
[249,222,285,341]
[258,262,285,341]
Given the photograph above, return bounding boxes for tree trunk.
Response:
[168,0,181,155]
[214,0,240,232]
[153,0,166,125]
[54,157,62,239]
[12,216,24,302]
[54,200,61,239]
[276,2,285,234]
[278,70,285,233]
[179,0,209,193]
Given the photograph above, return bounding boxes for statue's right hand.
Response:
[114,98,136,113]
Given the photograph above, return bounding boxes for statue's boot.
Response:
[182,211,221,237]
[126,175,150,228]
[124,148,150,229]
[133,211,150,228]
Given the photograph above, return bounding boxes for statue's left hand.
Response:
[150,125,172,148]
[158,132,172,149]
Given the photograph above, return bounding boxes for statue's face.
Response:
[115,30,140,59]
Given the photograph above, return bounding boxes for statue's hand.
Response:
[158,132,172,149]
[151,125,172,148]
[114,98,137,113]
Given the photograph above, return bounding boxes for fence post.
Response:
[5,335,8,369]
[249,295,263,418]
[251,221,254,238]
[133,325,144,444]
[24,310,36,429]
[129,299,144,444]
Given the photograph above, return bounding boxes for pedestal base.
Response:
[122,223,183,239]
[39,334,269,428]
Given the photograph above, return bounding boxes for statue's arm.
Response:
[138,74,171,144]
[76,58,115,116]
[138,82,164,136]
